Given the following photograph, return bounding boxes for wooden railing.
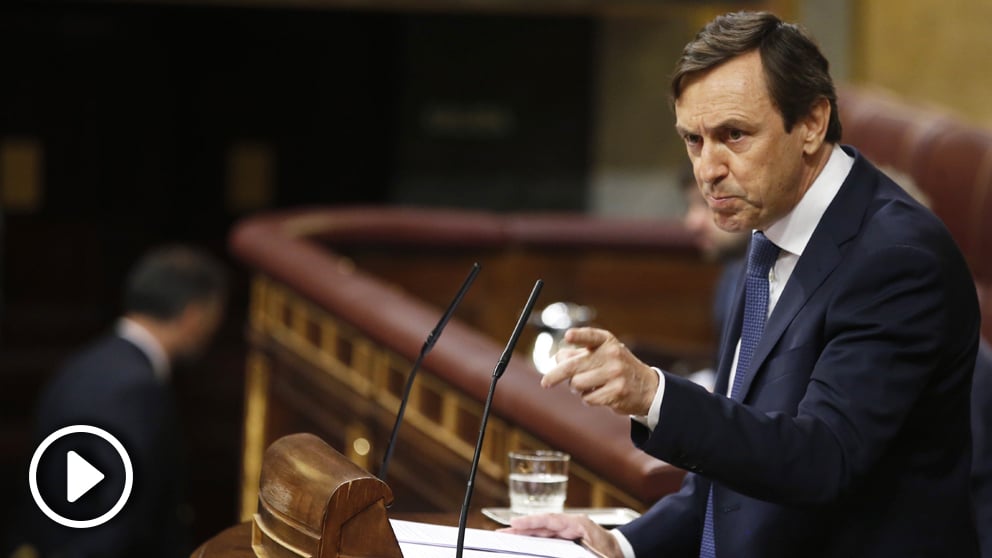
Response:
[229,207,722,519]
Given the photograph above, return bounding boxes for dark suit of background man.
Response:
[14,246,227,558]
[505,11,982,557]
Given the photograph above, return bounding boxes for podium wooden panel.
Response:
[229,207,721,520]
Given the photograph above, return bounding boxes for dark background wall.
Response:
[0,2,594,546]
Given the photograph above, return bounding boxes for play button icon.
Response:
[66,450,105,503]
[29,425,133,529]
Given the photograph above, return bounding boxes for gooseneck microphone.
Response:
[379,262,481,482]
[455,279,543,558]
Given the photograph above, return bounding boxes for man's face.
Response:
[675,50,816,232]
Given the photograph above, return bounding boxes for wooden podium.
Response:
[195,433,402,558]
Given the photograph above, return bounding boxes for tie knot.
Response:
[747,231,780,278]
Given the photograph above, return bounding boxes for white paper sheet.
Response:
[390,519,597,558]
[400,541,543,558]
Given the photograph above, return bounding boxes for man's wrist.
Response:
[637,367,665,431]
[610,528,637,558]
[640,365,661,415]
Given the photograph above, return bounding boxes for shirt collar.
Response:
[116,317,171,382]
[763,144,854,256]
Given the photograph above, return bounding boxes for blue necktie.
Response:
[699,231,780,558]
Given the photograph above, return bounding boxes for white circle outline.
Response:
[28,424,134,529]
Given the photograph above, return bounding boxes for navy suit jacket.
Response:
[23,334,189,558]
[618,147,981,557]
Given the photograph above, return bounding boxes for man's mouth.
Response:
[706,193,738,211]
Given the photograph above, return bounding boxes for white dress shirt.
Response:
[613,144,854,558]
[116,317,171,382]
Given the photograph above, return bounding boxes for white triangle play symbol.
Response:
[66,450,105,503]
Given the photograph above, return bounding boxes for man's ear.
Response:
[176,302,205,332]
[801,97,831,155]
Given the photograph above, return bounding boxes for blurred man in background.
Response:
[12,245,227,558]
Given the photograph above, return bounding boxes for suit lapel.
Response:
[735,147,878,402]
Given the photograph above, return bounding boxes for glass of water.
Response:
[507,450,570,514]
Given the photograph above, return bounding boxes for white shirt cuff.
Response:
[610,528,637,558]
[630,367,665,431]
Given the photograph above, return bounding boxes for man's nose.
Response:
[697,143,728,185]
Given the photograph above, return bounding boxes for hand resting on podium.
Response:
[500,513,621,558]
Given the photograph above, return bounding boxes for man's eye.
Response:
[685,134,701,145]
[728,129,744,141]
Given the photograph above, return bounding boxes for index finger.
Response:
[563,327,611,349]
[541,328,613,389]
[541,355,580,389]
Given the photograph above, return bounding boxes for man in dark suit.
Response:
[16,246,227,558]
[505,11,981,557]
